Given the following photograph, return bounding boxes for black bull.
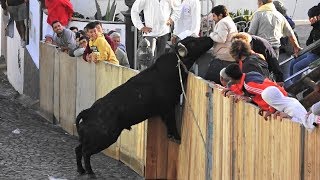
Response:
[75,36,214,176]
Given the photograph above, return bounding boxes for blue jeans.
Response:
[289,52,319,82]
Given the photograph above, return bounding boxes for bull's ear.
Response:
[177,42,188,57]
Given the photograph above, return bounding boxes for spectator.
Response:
[232,32,284,84]
[204,5,238,84]
[110,32,130,67]
[171,0,201,44]
[261,86,317,132]
[43,0,74,43]
[224,63,287,118]
[82,21,117,61]
[110,32,126,53]
[309,101,320,116]
[229,39,270,78]
[287,3,320,83]
[71,36,88,57]
[86,22,119,65]
[131,0,181,61]
[69,26,78,33]
[248,0,301,58]
[219,68,231,87]
[1,0,28,47]
[50,20,77,55]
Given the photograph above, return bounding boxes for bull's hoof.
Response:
[77,168,86,175]
[87,173,97,179]
[168,134,181,144]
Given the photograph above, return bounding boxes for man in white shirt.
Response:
[131,0,181,61]
[172,0,201,44]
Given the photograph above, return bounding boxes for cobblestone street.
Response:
[0,69,142,179]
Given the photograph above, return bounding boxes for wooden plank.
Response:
[75,58,96,116]
[145,117,168,179]
[59,52,77,135]
[167,141,179,179]
[39,43,56,122]
[53,48,60,124]
[212,88,224,180]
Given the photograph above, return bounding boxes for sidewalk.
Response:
[0,60,142,179]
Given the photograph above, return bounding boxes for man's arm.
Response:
[168,0,181,24]
[131,0,146,31]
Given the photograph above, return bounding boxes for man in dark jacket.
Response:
[229,39,270,78]
[1,0,28,47]
[232,32,284,85]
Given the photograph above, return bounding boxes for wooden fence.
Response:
[39,42,320,179]
[39,42,146,175]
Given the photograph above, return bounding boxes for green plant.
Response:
[94,0,117,21]
[230,9,253,32]
[105,0,117,21]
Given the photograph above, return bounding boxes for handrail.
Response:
[280,39,320,66]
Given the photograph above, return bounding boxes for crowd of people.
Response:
[1,0,319,131]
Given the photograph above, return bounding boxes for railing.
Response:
[39,42,320,179]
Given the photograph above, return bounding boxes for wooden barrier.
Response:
[39,43,318,179]
[39,43,57,122]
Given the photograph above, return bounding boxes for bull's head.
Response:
[176,36,214,69]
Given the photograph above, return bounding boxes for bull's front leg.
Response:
[75,144,85,175]
[162,107,181,142]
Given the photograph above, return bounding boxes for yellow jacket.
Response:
[89,35,119,65]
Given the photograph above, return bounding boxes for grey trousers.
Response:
[145,33,170,62]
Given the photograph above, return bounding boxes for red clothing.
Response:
[229,73,287,112]
[82,34,116,61]
[45,0,74,26]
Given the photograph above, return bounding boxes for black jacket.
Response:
[250,35,283,82]
[306,21,320,56]
[242,54,270,79]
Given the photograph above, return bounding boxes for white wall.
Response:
[26,0,41,68]
[7,26,24,94]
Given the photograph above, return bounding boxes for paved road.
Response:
[0,70,142,179]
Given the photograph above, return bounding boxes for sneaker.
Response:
[21,40,26,48]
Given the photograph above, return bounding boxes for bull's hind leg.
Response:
[84,153,96,178]
[75,144,85,175]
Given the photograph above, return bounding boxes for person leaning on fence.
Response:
[85,22,119,65]
[43,0,74,43]
[50,20,77,55]
[261,86,318,132]
[131,0,181,61]
[232,32,284,85]
[223,63,287,120]
[204,5,238,85]
[287,3,320,84]
[71,36,88,57]
[0,0,28,47]
[171,0,201,45]
[110,32,130,68]
[110,31,126,53]
[248,0,301,58]
[82,21,117,62]
[229,39,270,78]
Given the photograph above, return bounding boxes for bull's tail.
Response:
[75,109,88,130]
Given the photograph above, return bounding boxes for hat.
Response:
[308,4,320,18]
[224,63,243,80]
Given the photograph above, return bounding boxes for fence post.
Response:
[206,89,213,180]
